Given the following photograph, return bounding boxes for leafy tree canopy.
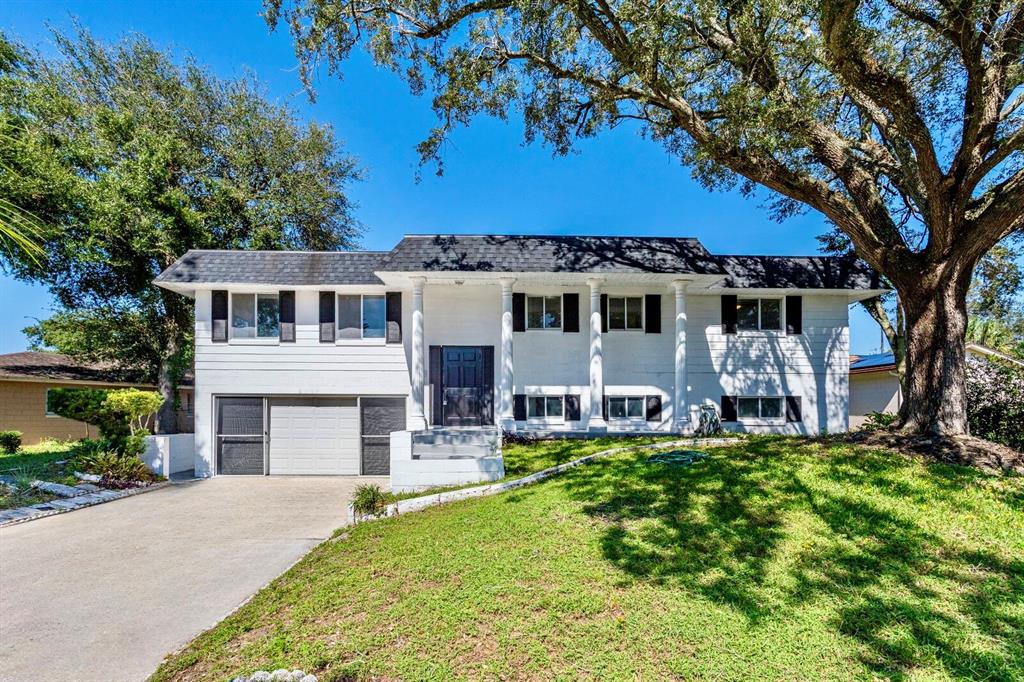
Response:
[0,26,363,431]
[264,0,1024,434]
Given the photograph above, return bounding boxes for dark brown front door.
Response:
[442,346,485,426]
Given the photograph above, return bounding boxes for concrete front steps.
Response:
[411,427,501,460]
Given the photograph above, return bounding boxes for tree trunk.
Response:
[154,335,179,435]
[898,263,974,436]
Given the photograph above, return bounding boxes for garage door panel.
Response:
[269,399,359,475]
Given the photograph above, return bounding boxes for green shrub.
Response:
[48,387,162,454]
[103,389,163,435]
[863,411,899,431]
[73,449,155,485]
[0,431,22,454]
[966,356,1024,451]
[352,484,390,517]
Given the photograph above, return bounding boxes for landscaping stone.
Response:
[31,481,82,498]
[229,670,316,682]
[74,471,102,483]
[0,480,170,528]
[74,483,101,492]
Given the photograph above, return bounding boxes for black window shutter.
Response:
[600,294,609,333]
[386,292,403,343]
[211,290,228,342]
[279,291,295,342]
[645,395,662,421]
[429,346,443,426]
[512,293,526,332]
[319,292,335,343]
[721,395,738,422]
[481,346,494,425]
[786,396,803,422]
[513,394,527,421]
[721,295,738,334]
[563,293,580,333]
[786,295,803,335]
[564,394,581,421]
[602,395,609,421]
[644,295,661,334]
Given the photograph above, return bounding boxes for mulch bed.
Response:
[842,430,1024,475]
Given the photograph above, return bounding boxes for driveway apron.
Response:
[0,476,382,682]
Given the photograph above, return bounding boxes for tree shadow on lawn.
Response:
[550,437,1024,679]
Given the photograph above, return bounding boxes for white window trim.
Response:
[737,396,786,423]
[736,297,784,333]
[336,293,387,344]
[607,395,647,421]
[525,294,563,331]
[607,296,644,332]
[526,393,566,423]
[45,388,58,417]
[229,292,280,344]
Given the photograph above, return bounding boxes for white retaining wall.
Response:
[141,434,195,477]
[389,430,505,493]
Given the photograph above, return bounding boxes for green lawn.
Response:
[0,441,80,509]
[152,437,1023,682]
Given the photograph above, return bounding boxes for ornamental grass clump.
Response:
[352,484,390,517]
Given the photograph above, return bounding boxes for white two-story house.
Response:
[155,234,883,490]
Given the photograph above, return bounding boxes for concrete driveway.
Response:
[0,476,385,682]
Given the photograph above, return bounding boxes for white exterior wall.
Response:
[849,371,900,428]
[192,288,411,476]
[687,293,850,434]
[190,281,853,474]
[513,284,676,431]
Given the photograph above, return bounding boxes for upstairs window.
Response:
[231,293,279,339]
[737,298,781,331]
[608,396,645,419]
[526,295,562,330]
[738,397,783,420]
[338,294,386,339]
[608,297,643,330]
[528,396,564,419]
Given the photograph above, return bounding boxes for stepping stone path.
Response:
[31,481,85,498]
[0,481,169,527]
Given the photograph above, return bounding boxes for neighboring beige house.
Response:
[849,344,1023,428]
[0,351,193,445]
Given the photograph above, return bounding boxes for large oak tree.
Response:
[266,0,1023,435]
[1,28,362,431]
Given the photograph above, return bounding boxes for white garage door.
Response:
[268,398,360,475]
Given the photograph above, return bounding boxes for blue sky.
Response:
[0,0,888,354]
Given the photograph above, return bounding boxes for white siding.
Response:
[686,293,849,434]
[190,281,853,475]
[192,288,411,476]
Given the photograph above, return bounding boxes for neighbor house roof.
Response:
[850,345,1024,375]
[850,353,897,374]
[154,250,388,286]
[0,351,194,386]
[155,234,885,290]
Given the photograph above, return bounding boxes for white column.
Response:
[499,278,516,428]
[409,277,427,431]
[673,279,689,430]
[588,278,606,429]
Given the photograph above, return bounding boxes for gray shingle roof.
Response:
[154,237,884,289]
[377,235,726,274]
[715,255,882,289]
[155,250,386,285]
